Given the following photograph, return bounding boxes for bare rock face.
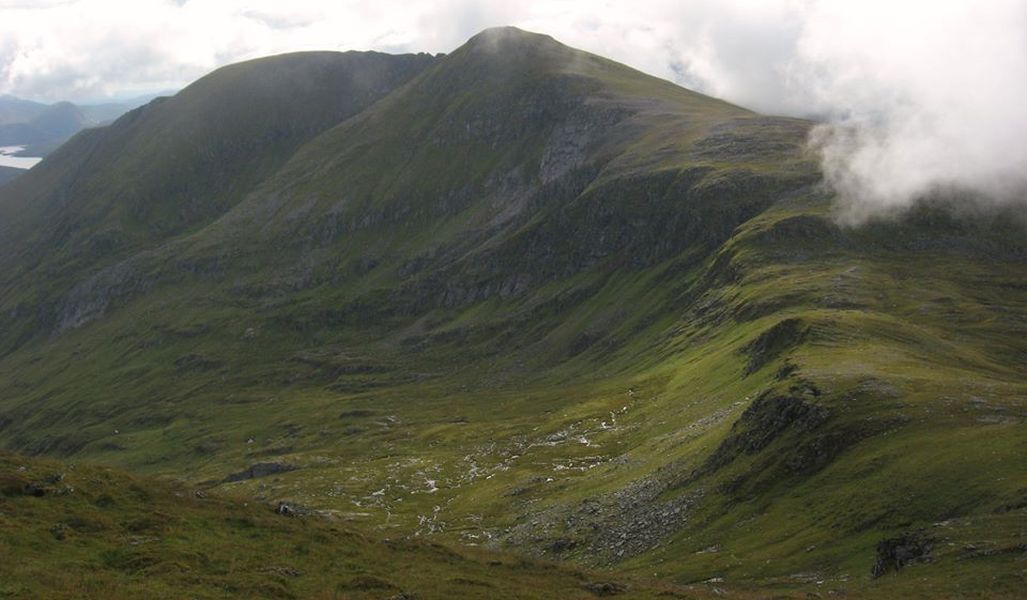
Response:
[872,532,934,577]
[695,390,832,479]
[741,318,807,376]
[55,259,152,333]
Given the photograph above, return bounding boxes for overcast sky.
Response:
[1,0,1025,220]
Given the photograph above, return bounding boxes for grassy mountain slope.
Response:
[0,166,22,186]
[0,27,1024,597]
[78,95,164,126]
[1,451,698,599]
[0,50,436,351]
[0,50,436,257]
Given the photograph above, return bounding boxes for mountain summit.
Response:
[0,28,1024,599]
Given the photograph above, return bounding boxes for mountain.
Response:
[0,94,48,125]
[0,49,437,346]
[0,27,1024,598]
[0,101,90,150]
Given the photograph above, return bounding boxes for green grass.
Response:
[1,451,704,599]
[6,449,1020,599]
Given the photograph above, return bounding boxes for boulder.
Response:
[872,532,933,577]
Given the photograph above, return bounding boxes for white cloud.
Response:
[800,0,1027,222]
[0,0,1024,221]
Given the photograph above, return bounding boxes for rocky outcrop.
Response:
[741,318,808,375]
[685,383,908,499]
[223,462,297,483]
[274,501,305,517]
[54,257,156,333]
[693,391,832,480]
[502,472,701,564]
[872,532,934,577]
[583,581,627,596]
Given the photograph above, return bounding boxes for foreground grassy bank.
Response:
[4,452,1023,599]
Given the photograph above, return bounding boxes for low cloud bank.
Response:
[796,1,1027,223]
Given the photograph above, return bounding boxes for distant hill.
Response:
[0,102,89,148]
[0,95,48,125]
[0,94,165,157]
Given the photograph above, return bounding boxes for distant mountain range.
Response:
[0,93,165,157]
[0,27,1024,599]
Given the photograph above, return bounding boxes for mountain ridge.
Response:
[0,49,439,350]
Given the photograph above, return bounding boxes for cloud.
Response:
[798,0,1027,223]
[0,0,1023,221]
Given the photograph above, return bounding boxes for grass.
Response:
[5,448,1021,599]
[1,451,703,599]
